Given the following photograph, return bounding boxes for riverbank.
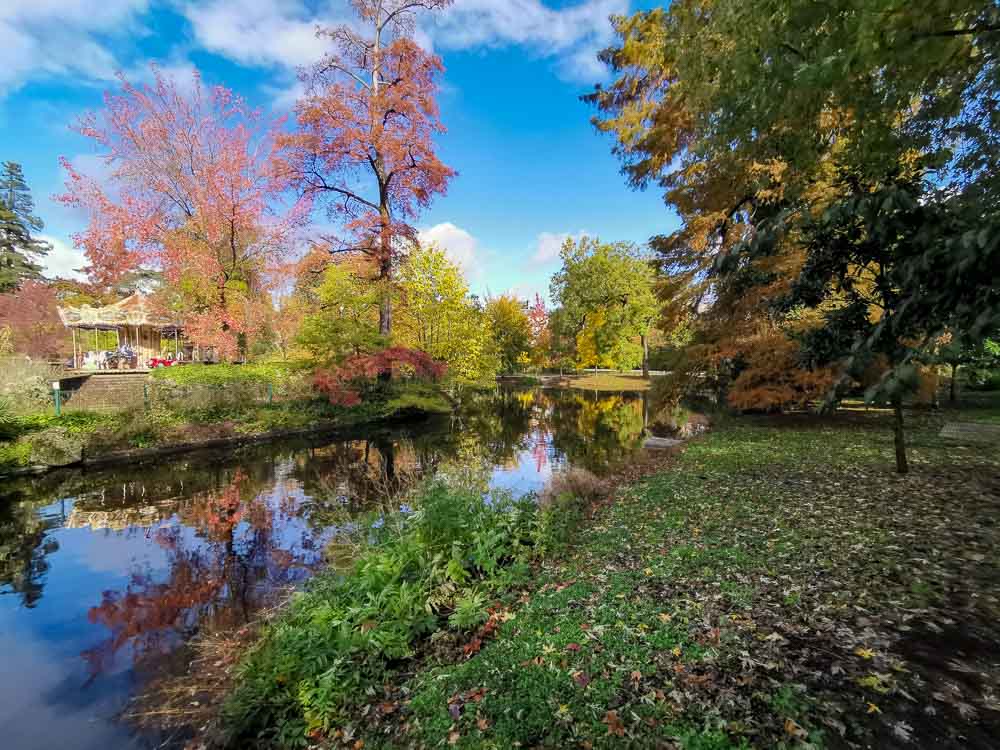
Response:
[204,393,1000,748]
[500,372,653,391]
[0,381,452,478]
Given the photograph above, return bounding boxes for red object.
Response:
[147,357,176,368]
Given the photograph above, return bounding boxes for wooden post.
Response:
[72,328,77,369]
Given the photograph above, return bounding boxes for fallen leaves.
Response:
[784,718,808,740]
[603,710,625,737]
[571,670,591,688]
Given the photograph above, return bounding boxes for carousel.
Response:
[57,293,214,371]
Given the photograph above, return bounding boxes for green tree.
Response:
[0,162,51,292]
[549,237,658,375]
[297,262,384,365]
[590,0,1000,469]
[485,295,532,374]
[395,245,498,382]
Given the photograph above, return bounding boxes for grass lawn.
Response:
[361,400,1000,749]
[557,372,653,392]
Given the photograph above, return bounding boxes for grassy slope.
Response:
[370,397,1000,749]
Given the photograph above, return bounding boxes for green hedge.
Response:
[149,362,298,387]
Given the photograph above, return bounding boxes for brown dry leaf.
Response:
[566,643,581,653]
[572,671,591,688]
[448,729,460,745]
[630,670,642,684]
[784,718,808,740]
[477,717,490,731]
[603,710,626,737]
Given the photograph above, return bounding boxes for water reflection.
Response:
[0,387,646,749]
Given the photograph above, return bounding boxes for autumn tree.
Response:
[395,244,497,381]
[550,237,658,375]
[0,162,51,292]
[526,293,551,369]
[58,69,307,361]
[286,0,456,338]
[0,280,67,359]
[590,0,1000,471]
[485,295,532,375]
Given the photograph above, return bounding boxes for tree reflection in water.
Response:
[0,387,649,701]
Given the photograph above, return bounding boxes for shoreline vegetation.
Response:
[0,363,454,478]
[0,369,656,478]
[136,391,1000,749]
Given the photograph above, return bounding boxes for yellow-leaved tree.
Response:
[395,245,499,382]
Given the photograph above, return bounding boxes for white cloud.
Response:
[418,221,483,278]
[181,0,622,90]
[0,0,149,96]
[426,0,626,82]
[180,0,337,71]
[531,229,588,266]
[38,235,87,281]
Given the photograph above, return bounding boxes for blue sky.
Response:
[1,0,676,302]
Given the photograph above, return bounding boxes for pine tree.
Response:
[0,162,50,292]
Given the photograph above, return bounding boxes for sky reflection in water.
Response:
[0,387,647,749]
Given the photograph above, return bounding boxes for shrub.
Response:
[222,478,536,747]
[150,362,296,387]
[150,363,314,412]
[314,347,446,407]
[968,368,1000,392]
[0,397,14,441]
[0,356,60,414]
[24,427,84,466]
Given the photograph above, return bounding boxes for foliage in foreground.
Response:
[384,403,1000,750]
[220,478,547,747]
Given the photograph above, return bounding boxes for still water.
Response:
[0,387,647,749]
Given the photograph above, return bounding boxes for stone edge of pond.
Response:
[0,406,443,480]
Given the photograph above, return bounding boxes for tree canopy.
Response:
[550,237,658,374]
[0,162,50,292]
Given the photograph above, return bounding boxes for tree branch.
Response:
[914,23,1000,39]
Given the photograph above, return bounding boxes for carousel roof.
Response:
[57,293,181,330]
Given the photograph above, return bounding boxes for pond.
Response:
[0,386,649,749]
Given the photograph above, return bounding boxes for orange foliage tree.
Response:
[0,280,68,358]
[58,69,309,361]
[284,0,456,337]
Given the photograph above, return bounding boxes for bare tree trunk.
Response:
[892,395,909,474]
[641,333,649,379]
[949,363,958,404]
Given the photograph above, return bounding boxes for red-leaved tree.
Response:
[527,293,550,368]
[286,0,456,337]
[315,347,446,406]
[58,69,309,360]
[0,280,68,358]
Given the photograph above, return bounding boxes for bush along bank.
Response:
[0,378,452,476]
[219,477,561,748]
